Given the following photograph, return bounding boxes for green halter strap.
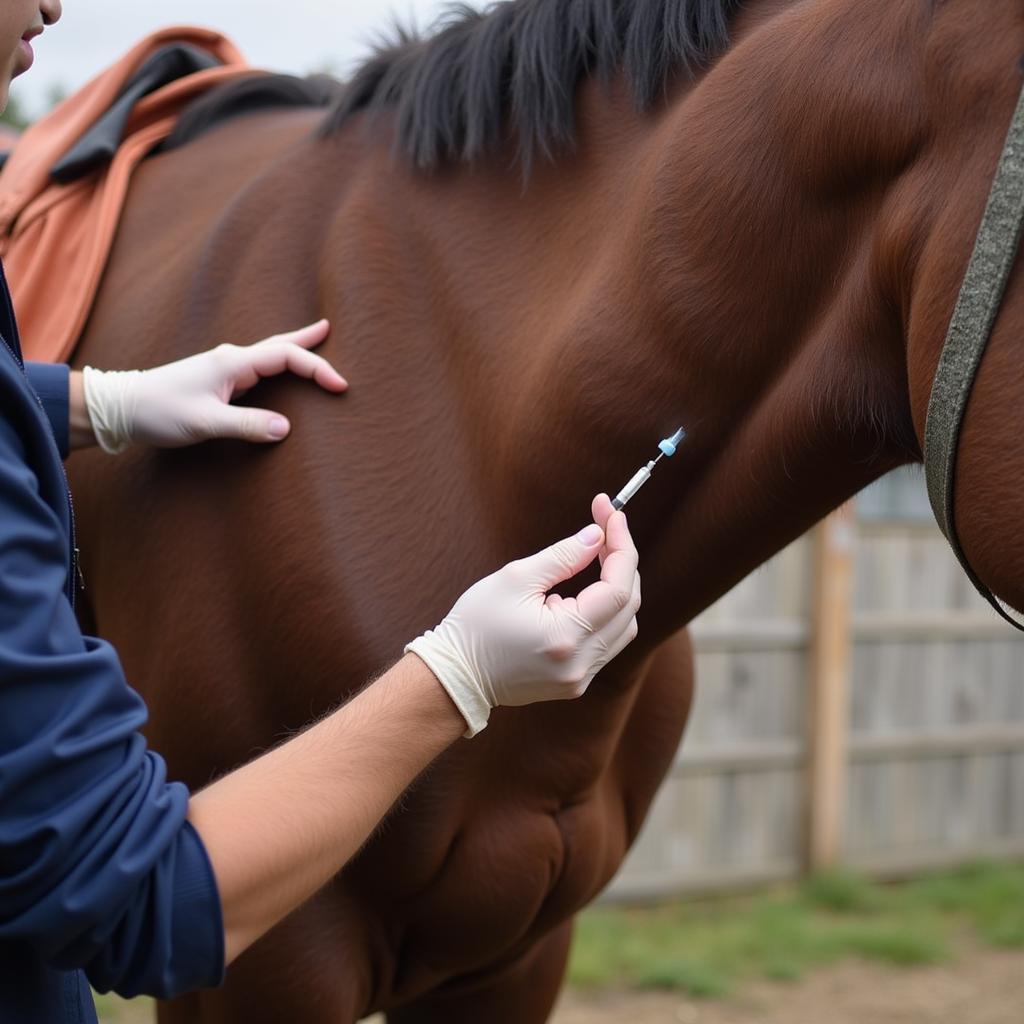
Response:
[923,82,1024,631]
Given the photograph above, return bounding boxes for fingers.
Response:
[526,494,637,628]
[602,571,641,659]
[591,492,616,567]
[202,402,293,444]
[228,321,347,396]
[257,319,331,350]
[571,502,640,630]
[252,343,348,392]
[550,562,640,689]
[591,492,616,530]
[514,523,605,593]
[602,504,635,564]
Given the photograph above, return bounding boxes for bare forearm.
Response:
[68,370,97,451]
[187,654,464,964]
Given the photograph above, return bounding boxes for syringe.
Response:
[611,428,686,511]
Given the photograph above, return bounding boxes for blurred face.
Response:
[0,0,61,111]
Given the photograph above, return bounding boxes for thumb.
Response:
[204,403,292,444]
[518,523,605,591]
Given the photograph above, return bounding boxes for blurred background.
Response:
[10,4,1021,1021]
[614,465,1024,898]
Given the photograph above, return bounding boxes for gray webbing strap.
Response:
[923,83,1024,631]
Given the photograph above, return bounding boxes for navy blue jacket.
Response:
[0,265,224,1023]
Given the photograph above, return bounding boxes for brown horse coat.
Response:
[67,1,1024,1021]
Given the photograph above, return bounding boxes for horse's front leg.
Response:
[386,921,574,1024]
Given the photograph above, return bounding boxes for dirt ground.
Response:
[545,946,1024,1024]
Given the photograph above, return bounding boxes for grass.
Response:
[567,860,1024,998]
[94,861,1024,1020]
[94,993,153,1024]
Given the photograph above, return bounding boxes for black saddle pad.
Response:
[48,43,338,185]
[50,42,222,184]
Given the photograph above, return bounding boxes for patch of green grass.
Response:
[763,957,802,983]
[904,860,1024,948]
[802,870,880,913]
[93,993,153,1023]
[833,922,949,966]
[567,861,1024,996]
[635,956,730,997]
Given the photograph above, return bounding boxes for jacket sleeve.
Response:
[24,361,70,459]
[0,413,225,998]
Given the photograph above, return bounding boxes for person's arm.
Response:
[68,368,93,451]
[0,410,224,998]
[189,655,462,963]
[189,495,639,966]
[0,373,637,991]
[24,361,71,456]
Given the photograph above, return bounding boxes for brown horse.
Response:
[67,0,1024,1021]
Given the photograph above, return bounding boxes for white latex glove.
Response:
[406,494,641,737]
[82,321,347,453]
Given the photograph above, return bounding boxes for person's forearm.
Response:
[187,653,464,965]
[68,370,98,452]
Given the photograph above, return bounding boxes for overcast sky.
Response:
[11,1,486,117]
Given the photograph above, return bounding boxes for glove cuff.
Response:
[82,366,142,455]
[405,631,491,738]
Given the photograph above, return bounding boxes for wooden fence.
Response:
[606,468,1024,900]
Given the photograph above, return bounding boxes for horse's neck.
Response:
[352,0,926,637]
[509,186,913,638]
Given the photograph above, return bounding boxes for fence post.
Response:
[805,503,856,873]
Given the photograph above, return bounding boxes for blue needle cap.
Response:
[658,428,686,458]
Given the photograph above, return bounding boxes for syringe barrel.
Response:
[611,465,652,510]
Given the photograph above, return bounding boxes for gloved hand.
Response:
[82,320,346,453]
[406,494,641,737]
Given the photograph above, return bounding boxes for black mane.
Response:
[322,0,744,172]
[166,73,341,152]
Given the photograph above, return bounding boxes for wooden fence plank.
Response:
[805,506,855,871]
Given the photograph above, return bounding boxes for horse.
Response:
[66,0,1024,1020]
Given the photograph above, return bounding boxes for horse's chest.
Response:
[346,787,620,998]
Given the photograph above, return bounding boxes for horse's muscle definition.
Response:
[68,1,1024,1021]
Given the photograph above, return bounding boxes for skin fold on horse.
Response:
[67,0,1023,1021]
